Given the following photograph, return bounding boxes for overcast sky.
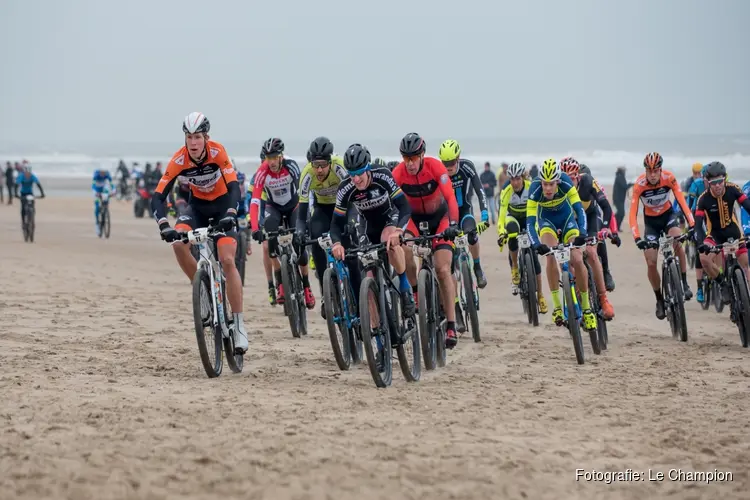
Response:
[1,0,748,148]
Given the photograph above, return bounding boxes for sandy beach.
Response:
[1,191,748,500]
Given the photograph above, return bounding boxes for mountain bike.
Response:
[356,239,420,388]
[318,233,363,370]
[583,236,615,351]
[98,189,111,239]
[454,231,481,342]
[703,238,750,347]
[404,226,447,371]
[544,241,599,365]
[644,233,690,342]
[510,230,540,327]
[178,223,243,378]
[266,227,307,339]
[20,194,38,243]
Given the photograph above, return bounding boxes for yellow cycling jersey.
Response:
[299,155,348,204]
[526,174,582,214]
[498,178,531,232]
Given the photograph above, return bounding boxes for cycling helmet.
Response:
[507,162,526,178]
[399,132,426,156]
[643,152,663,170]
[559,157,580,176]
[237,172,246,184]
[182,112,210,134]
[262,137,285,157]
[308,136,334,162]
[579,164,591,176]
[387,160,399,171]
[260,149,266,161]
[344,143,371,173]
[539,158,561,182]
[703,161,726,179]
[372,157,387,168]
[306,149,312,162]
[438,139,461,162]
[692,162,703,174]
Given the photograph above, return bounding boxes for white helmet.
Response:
[182,112,210,134]
[507,162,526,178]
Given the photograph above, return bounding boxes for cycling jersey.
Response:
[92,171,113,194]
[299,156,348,205]
[498,178,531,231]
[526,173,586,247]
[742,181,750,236]
[629,170,693,239]
[249,158,301,232]
[330,167,411,245]
[449,159,488,220]
[575,173,613,229]
[15,173,43,197]
[391,156,459,223]
[152,140,240,222]
[695,182,750,244]
[688,178,706,212]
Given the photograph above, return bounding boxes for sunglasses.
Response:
[707,177,725,185]
[402,154,421,163]
[349,164,371,177]
[312,160,330,170]
[442,159,458,168]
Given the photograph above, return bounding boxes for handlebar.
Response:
[642,232,690,250]
[178,225,225,245]
[701,238,745,254]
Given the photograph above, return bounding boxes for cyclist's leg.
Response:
[309,203,334,288]
[461,210,486,286]
[584,211,607,296]
[666,213,692,297]
[402,218,420,287]
[505,215,522,284]
[538,216,561,317]
[264,204,284,295]
[562,216,599,328]
[259,200,274,286]
[286,205,315,307]
[431,214,458,346]
[173,205,200,281]
[643,215,665,290]
[93,194,101,230]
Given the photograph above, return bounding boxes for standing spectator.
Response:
[480,161,498,223]
[612,166,633,232]
[5,162,15,204]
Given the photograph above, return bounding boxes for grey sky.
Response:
[1,0,748,148]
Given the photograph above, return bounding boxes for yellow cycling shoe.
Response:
[309,254,316,270]
[552,307,563,325]
[582,309,597,330]
[511,267,521,285]
[538,295,548,314]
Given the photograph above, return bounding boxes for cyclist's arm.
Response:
[563,180,587,234]
[392,187,412,230]
[35,178,45,198]
[592,181,612,229]
[249,166,267,232]
[216,150,240,212]
[330,184,352,245]
[433,163,459,224]
[91,175,98,194]
[151,162,182,223]
[497,186,510,235]
[671,177,694,227]
[629,185,642,239]
[468,163,489,219]
[694,192,708,243]
[296,166,313,234]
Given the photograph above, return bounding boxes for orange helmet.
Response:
[559,157,580,176]
[643,152,663,170]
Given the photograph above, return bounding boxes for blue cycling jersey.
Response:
[92,171,113,193]
[16,173,40,195]
[687,178,706,212]
[741,181,750,236]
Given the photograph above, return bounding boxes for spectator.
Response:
[5,162,15,204]
[612,166,633,232]
[480,162,498,223]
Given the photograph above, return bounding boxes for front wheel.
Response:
[585,261,601,355]
[235,231,247,286]
[522,250,539,326]
[102,206,111,238]
[562,272,584,365]
[323,267,352,370]
[192,267,223,378]
[280,254,301,338]
[460,260,481,342]
[700,278,711,311]
[392,288,420,382]
[417,269,437,370]
[359,276,392,388]
[732,267,750,348]
[666,260,688,342]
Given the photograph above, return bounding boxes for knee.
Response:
[468,231,479,245]
[436,262,452,281]
[220,253,236,270]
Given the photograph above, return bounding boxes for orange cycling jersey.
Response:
[156,140,237,202]
[629,169,693,238]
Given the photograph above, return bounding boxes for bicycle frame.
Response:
[547,243,584,325]
[319,234,360,332]
[454,232,479,311]
[186,228,230,338]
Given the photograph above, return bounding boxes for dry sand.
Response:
[1,196,748,500]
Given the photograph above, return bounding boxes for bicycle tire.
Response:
[236,231,247,286]
[359,276,392,388]
[342,273,363,364]
[668,260,688,342]
[686,242,696,269]
[103,207,111,239]
[460,260,481,342]
[523,250,539,326]
[192,267,223,378]
[585,260,601,355]
[417,268,437,370]
[323,267,351,370]
[712,280,725,313]
[219,275,243,374]
[393,288,421,382]
[732,267,750,348]
[280,254,300,338]
[436,299,447,368]
[29,209,35,243]
[22,212,29,242]
[700,279,711,310]
[562,272,584,365]
[295,266,308,336]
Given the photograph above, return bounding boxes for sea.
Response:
[2,134,750,187]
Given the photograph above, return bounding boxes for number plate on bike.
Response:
[554,247,570,264]
[725,241,740,256]
[415,245,432,258]
[359,249,379,266]
[237,218,248,229]
[25,195,34,201]
[455,234,469,249]
[518,233,531,249]
[278,233,294,247]
[189,228,210,244]
[318,235,333,250]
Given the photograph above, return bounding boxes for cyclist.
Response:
[386,160,399,171]
[438,139,489,287]
[329,144,412,316]
[249,137,315,310]
[372,157,387,169]
[393,133,461,349]
[687,166,709,301]
[694,161,750,304]
[497,162,548,313]
[15,164,46,222]
[296,137,349,316]
[559,157,615,319]
[248,151,276,303]
[630,152,695,320]
[579,164,619,292]
[168,175,191,216]
[151,112,248,354]
[92,167,115,236]
[527,159,596,330]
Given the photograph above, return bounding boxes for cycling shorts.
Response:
[537,205,579,244]
[458,205,479,245]
[704,221,747,257]
[405,212,453,252]
[643,210,680,240]
[174,194,237,244]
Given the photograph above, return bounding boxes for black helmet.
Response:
[399,132,426,156]
[260,148,266,161]
[262,137,284,157]
[703,161,726,179]
[387,160,399,171]
[306,149,312,162]
[344,143,371,172]
[308,136,334,162]
[579,163,591,176]
[372,157,387,168]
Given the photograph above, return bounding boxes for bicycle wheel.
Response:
[523,250,539,326]
[562,272,584,365]
[359,276,392,388]
[342,273,363,364]
[700,278,711,311]
[28,209,35,243]
[460,260,481,342]
[103,207,111,239]
[668,260,688,342]
[712,280,725,313]
[236,231,247,286]
[585,261,601,355]
[732,268,750,348]
[323,267,352,370]
[686,242,696,269]
[417,268,437,370]
[192,267,223,378]
[393,288,420,382]
[295,266,308,336]
[279,254,301,338]
[436,300,447,368]
[22,212,29,242]
[220,276,243,374]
